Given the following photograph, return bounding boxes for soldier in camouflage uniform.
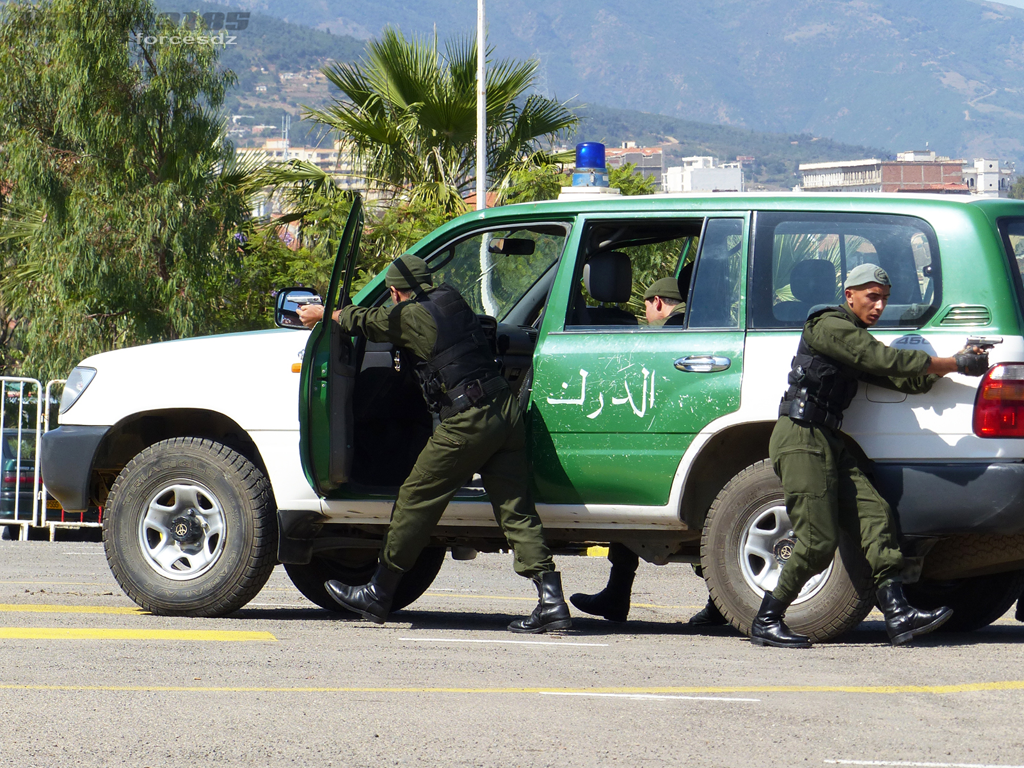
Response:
[753,263,989,648]
[298,255,571,634]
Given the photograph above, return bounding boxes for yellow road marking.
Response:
[0,681,1023,694]
[0,628,275,642]
[0,604,144,615]
[587,546,610,557]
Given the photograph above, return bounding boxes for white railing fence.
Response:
[1,377,100,541]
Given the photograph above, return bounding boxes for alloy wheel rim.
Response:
[138,483,226,581]
[739,502,832,605]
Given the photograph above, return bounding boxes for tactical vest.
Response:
[779,307,860,430]
[411,284,507,420]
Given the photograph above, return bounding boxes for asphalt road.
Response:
[2,541,1024,768]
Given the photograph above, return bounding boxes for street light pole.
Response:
[476,0,486,210]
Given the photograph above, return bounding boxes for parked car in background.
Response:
[1,428,37,524]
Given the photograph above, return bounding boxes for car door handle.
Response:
[674,355,731,373]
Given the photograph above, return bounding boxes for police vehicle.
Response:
[41,144,1024,640]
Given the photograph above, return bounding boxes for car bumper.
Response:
[874,462,1024,535]
[40,426,109,513]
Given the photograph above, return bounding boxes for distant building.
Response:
[663,156,744,193]
[236,138,362,188]
[235,138,365,221]
[961,158,1013,197]
[605,145,664,188]
[799,151,968,194]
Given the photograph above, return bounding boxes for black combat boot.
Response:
[750,593,812,648]
[569,565,635,622]
[688,597,728,627]
[876,581,952,646]
[325,563,403,624]
[509,571,573,633]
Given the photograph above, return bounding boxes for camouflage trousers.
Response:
[769,416,904,604]
[381,389,554,579]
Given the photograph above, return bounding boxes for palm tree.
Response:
[308,27,577,212]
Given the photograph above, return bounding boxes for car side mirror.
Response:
[488,238,535,256]
[275,287,322,329]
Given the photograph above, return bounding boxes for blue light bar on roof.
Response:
[573,142,609,187]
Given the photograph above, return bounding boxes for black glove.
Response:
[954,349,989,376]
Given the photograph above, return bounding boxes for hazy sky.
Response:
[988,0,1024,8]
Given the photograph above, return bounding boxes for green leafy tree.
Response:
[308,27,578,213]
[1010,176,1024,200]
[610,162,657,196]
[253,28,578,292]
[493,161,571,205]
[0,0,266,380]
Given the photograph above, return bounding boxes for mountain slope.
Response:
[225,0,1024,166]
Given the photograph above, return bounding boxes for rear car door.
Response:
[530,213,748,510]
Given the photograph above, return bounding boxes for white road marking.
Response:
[401,637,608,647]
[540,691,760,703]
[826,760,1024,768]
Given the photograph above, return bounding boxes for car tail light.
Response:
[974,364,1024,437]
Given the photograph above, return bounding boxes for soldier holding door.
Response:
[298,254,571,634]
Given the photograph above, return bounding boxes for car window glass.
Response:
[750,212,941,329]
[687,218,745,329]
[565,220,702,327]
[1000,218,1024,283]
[2,431,35,464]
[425,225,568,321]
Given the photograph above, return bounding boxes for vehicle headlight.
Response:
[59,367,97,414]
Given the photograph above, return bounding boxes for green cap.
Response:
[845,263,890,290]
[643,277,684,302]
[385,254,433,293]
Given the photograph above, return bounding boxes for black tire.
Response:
[701,460,874,643]
[103,438,278,617]
[284,546,446,614]
[904,569,1024,633]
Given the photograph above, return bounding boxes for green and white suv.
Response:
[41,190,1024,640]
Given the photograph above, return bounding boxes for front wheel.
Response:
[103,438,278,617]
[284,546,446,614]
[701,460,874,642]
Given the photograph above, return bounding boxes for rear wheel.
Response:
[701,460,874,642]
[285,546,446,614]
[904,569,1024,633]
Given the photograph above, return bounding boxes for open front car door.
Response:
[298,196,363,496]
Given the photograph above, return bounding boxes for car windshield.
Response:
[425,224,568,320]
